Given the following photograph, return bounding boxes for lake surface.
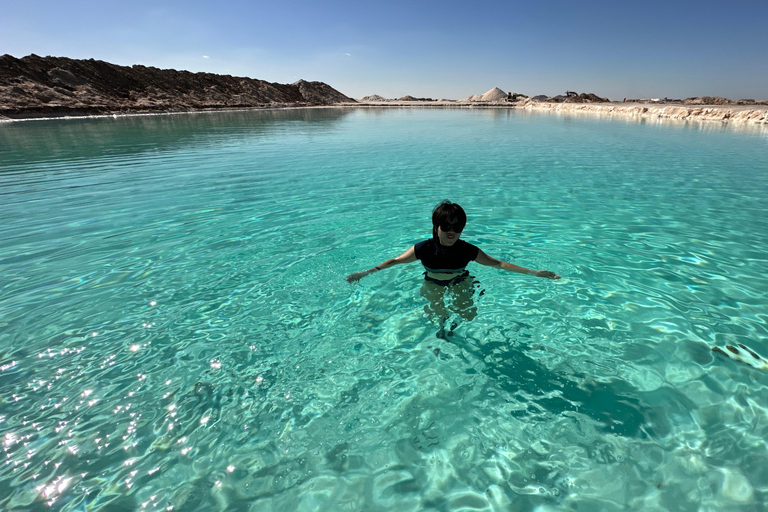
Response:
[1,108,767,511]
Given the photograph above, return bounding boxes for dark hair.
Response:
[431,200,467,239]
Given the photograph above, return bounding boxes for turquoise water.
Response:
[1,108,768,511]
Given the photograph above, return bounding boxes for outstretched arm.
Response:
[475,249,560,279]
[347,246,418,283]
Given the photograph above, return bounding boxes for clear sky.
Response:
[3,0,767,101]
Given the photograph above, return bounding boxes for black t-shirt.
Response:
[414,238,479,274]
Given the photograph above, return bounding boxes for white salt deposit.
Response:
[460,87,507,102]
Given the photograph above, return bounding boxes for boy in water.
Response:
[347,201,560,337]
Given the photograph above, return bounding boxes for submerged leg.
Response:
[420,280,448,320]
[420,281,449,337]
[448,276,478,323]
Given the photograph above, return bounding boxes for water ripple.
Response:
[2,109,768,510]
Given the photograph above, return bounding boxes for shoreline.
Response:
[0,104,325,123]
[3,101,768,126]
[520,100,768,124]
[3,55,766,127]
[348,100,768,125]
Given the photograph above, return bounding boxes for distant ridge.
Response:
[359,94,388,102]
[0,54,355,119]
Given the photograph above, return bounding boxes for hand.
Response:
[347,272,366,283]
[535,270,560,280]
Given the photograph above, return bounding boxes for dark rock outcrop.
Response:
[545,92,610,103]
[0,54,355,118]
[397,95,435,102]
[683,96,732,105]
[682,96,768,106]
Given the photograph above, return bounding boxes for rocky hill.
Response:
[0,54,355,119]
[543,92,611,103]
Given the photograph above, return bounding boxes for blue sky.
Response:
[3,0,767,100]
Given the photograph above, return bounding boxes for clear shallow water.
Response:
[1,108,767,511]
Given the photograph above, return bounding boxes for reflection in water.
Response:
[0,108,354,167]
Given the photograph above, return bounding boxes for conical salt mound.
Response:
[480,87,507,101]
